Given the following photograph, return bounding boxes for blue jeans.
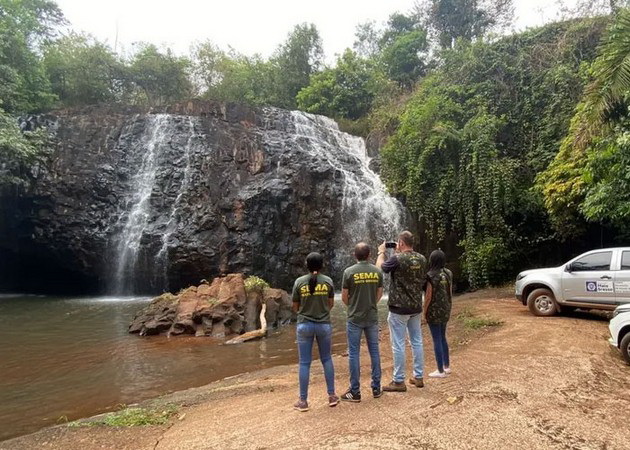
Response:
[387,312,424,382]
[297,321,335,401]
[346,321,381,393]
[428,323,450,372]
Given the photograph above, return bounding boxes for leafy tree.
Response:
[0,0,64,113]
[191,24,322,109]
[297,49,383,120]
[379,12,423,48]
[191,41,274,105]
[381,29,428,88]
[269,23,323,109]
[353,21,381,59]
[43,33,125,107]
[128,43,193,106]
[352,12,430,90]
[415,0,514,49]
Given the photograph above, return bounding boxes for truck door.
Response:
[561,250,616,305]
[614,250,630,305]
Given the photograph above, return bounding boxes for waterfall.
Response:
[112,114,171,294]
[107,108,404,295]
[288,111,404,268]
[155,116,199,288]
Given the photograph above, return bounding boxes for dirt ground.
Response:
[3,287,629,450]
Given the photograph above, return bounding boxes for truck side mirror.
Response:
[566,263,573,273]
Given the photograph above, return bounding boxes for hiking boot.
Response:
[382,381,407,392]
[294,399,309,412]
[328,394,340,407]
[372,387,383,398]
[408,377,424,388]
[341,390,361,402]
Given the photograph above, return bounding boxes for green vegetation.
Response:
[0,108,50,187]
[70,404,178,427]
[101,405,177,426]
[244,276,270,293]
[457,307,503,330]
[152,293,177,304]
[539,8,630,235]
[381,17,607,287]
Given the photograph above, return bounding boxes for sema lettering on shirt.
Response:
[353,272,380,284]
[299,283,330,297]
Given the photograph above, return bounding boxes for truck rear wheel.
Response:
[527,288,558,317]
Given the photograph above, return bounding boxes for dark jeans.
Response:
[428,323,450,372]
[297,321,335,401]
[346,321,381,393]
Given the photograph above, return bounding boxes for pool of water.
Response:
[0,293,379,441]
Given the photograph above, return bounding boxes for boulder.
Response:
[128,274,293,338]
[263,288,293,328]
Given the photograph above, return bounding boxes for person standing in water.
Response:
[423,249,453,378]
[340,242,384,402]
[376,231,427,391]
[292,252,339,412]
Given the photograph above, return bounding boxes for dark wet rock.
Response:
[0,100,403,294]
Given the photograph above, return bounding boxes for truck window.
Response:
[622,252,630,270]
[572,252,612,271]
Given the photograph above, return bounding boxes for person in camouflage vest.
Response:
[423,249,453,378]
[376,231,427,391]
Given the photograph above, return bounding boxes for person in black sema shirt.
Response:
[376,230,427,391]
[291,252,339,412]
[423,249,453,378]
[340,242,384,402]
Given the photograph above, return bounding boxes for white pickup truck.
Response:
[515,247,630,316]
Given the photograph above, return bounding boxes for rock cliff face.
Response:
[0,100,403,294]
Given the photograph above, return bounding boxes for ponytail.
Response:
[305,252,324,295]
[309,272,318,295]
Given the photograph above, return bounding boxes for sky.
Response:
[54,0,581,61]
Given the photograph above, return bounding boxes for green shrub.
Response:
[244,276,270,293]
[101,405,178,427]
[456,307,503,330]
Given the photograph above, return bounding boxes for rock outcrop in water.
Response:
[128,273,292,337]
[0,100,404,294]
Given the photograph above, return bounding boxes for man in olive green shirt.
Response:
[340,242,384,402]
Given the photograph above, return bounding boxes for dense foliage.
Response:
[381,18,608,287]
[0,108,50,187]
[540,9,630,237]
[0,0,63,114]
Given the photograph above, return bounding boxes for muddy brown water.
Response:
[0,293,386,441]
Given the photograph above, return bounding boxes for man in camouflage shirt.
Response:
[376,231,427,391]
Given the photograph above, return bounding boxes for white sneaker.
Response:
[444,367,452,374]
[428,370,447,378]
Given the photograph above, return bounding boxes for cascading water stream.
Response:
[112,114,170,294]
[288,111,404,267]
[155,116,199,288]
